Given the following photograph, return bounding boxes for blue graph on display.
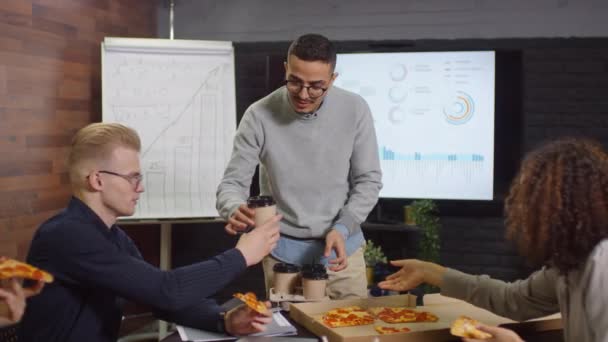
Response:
[379,146,487,189]
[381,147,484,162]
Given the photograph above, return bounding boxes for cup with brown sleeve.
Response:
[272,262,300,295]
[301,263,329,300]
[247,195,276,227]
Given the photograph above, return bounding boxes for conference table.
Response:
[160,318,563,342]
[160,310,317,341]
[160,294,563,342]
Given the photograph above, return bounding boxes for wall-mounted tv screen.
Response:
[335,51,496,201]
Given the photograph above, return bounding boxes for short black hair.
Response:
[287,34,337,71]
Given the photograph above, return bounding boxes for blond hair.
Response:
[68,123,141,186]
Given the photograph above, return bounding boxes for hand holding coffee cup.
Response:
[247,196,277,227]
[225,196,276,236]
[235,214,282,266]
[225,204,255,235]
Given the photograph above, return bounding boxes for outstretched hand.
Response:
[377,259,426,292]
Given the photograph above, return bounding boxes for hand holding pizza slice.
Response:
[0,258,50,326]
[0,257,53,283]
[225,294,273,336]
[450,316,493,339]
[233,292,269,315]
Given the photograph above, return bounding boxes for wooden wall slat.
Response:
[33,0,121,21]
[0,2,33,16]
[0,161,53,177]
[0,22,67,46]
[31,16,78,38]
[0,52,93,80]
[32,4,96,32]
[0,66,6,94]
[0,174,65,192]
[26,135,72,148]
[0,9,33,27]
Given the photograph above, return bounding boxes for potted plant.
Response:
[409,199,441,293]
[364,240,387,286]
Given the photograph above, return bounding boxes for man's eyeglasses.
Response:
[98,170,143,189]
[285,80,328,99]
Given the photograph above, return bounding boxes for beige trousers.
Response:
[262,247,367,300]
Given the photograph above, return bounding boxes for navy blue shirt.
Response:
[19,197,246,342]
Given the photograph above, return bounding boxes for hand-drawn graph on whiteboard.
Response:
[102,38,236,219]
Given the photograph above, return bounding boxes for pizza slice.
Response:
[322,306,376,328]
[450,316,493,339]
[415,310,439,322]
[374,325,412,335]
[233,292,269,314]
[0,257,53,283]
[369,306,440,323]
[368,307,418,323]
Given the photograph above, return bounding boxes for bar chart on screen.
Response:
[379,147,491,200]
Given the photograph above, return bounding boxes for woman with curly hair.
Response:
[379,138,608,342]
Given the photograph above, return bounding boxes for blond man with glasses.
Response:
[20,123,281,342]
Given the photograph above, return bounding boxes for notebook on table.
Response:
[176,298,297,341]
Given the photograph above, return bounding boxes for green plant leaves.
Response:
[411,199,441,265]
[364,240,387,267]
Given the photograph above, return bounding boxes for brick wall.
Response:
[0,1,156,260]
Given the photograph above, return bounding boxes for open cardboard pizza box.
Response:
[289,293,562,342]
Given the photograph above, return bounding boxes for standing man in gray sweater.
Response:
[216,33,382,299]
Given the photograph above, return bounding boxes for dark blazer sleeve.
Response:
[121,230,226,331]
[44,220,247,313]
[155,298,224,331]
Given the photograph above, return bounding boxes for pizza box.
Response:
[289,294,562,342]
[269,288,331,311]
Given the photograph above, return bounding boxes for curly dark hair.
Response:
[287,33,337,71]
[505,138,608,273]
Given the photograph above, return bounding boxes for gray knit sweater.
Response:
[216,86,382,238]
[442,239,608,342]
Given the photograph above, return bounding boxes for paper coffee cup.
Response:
[247,196,276,227]
[302,268,328,300]
[273,263,300,295]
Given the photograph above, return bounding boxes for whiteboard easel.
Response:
[101,37,236,220]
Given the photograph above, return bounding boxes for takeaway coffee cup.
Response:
[301,264,328,300]
[273,262,300,295]
[247,196,276,227]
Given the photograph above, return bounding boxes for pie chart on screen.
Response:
[443,91,475,125]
